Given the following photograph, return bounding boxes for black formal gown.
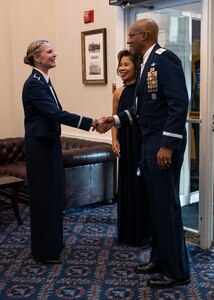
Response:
[117,82,150,246]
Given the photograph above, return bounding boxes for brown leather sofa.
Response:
[0,136,117,208]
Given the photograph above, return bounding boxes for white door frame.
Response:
[199,0,214,249]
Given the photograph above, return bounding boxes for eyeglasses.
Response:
[128,31,145,38]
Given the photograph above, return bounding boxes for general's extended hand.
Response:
[93,116,115,134]
[96,116,115,133]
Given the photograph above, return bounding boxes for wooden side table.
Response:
[0,175,24,224]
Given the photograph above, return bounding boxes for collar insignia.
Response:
[33,74,40,80]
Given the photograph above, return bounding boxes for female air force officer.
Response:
[22,40,100,264]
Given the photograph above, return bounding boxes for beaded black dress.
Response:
[117,82,150,246]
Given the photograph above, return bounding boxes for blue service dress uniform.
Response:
[117,44,190,279]
[22,69,92,260]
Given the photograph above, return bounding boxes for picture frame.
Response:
[81,28,107,84]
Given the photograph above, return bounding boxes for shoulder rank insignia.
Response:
[155,48,166,55]
[33,74,40,80]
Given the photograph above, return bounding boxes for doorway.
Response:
[127,0,213,248]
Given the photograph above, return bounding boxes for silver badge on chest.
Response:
[151,93,157,100]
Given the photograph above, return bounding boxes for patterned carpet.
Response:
[0,197,213,300]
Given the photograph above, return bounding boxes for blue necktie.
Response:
[48,79,59,108]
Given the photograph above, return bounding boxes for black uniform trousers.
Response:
[25,136,64,260]
[141,132,190,279]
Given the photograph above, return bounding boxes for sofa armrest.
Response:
[0,138,25,165]
[63,146,115,167]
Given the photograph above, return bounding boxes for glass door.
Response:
[129,2,202,234]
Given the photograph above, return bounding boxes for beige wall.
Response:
[0,0,124,142]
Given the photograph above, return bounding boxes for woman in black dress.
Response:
[112,50,150,246]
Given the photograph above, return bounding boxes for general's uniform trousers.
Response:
[141,132,190,279]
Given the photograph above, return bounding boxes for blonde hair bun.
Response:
[23,40,49,66]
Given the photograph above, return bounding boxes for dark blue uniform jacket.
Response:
[117,44,189,149]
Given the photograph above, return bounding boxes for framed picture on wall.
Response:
[81,28,107,84]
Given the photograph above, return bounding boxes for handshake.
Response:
[92,116,116,134]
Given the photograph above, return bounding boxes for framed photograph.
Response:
[81,28,107,84]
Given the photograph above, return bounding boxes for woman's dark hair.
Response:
[116,49,139,76]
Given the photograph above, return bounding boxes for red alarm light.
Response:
[84,10,94,24]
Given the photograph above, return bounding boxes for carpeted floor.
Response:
[0,197,213,300]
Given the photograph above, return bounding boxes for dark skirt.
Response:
[25,136,64,259]
[117,82,151,246]
[117,124,151,246]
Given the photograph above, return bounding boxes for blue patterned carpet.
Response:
[0,198,213,300]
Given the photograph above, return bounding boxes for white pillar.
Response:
[199,0,214,249]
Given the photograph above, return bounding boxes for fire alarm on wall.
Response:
[84,10,94,23]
